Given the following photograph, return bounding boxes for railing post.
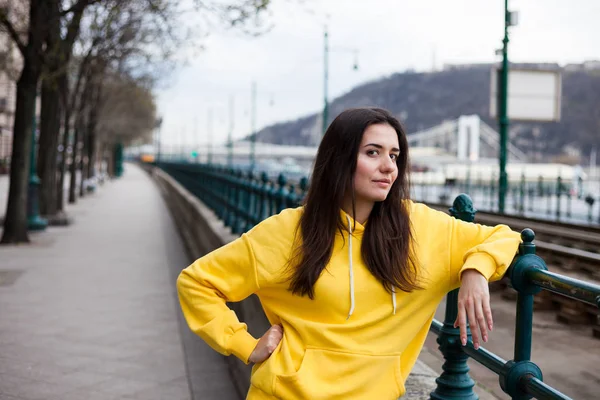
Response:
[431,194,477,400]
[276,174,288,213]
[258,172,269,221]
[490,173,497,210]
[519,173,525,214]
[219,167,229,222]
[298,177,309,207]
[232,170,245,234]
[500,228,546,399]
[566,184,572,218]
[245,170,256,232]
[585,194,595,222]
[286,182,297,209]
[555,175,562,220]
[546,185,552,216]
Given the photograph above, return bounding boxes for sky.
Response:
[155,0,600,150]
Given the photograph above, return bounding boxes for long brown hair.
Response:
[289,107,420,299]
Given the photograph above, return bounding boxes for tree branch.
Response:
[60,0,102,17]
[0,10,26,56]
[64,3,87,48]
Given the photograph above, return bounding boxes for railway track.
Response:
[425,202,600,338]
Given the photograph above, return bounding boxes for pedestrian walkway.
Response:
[0,164,238,400]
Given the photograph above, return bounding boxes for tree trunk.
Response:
[36,0,62,218]
[87,135,96,183]
[38,78,61,216]
[56,75,70,212]
[1,65,38,243]
[68,125,80,204]
[106,143,114,177]
[79,128,87,198]
[86,80,100,186]
[1,0,48,244]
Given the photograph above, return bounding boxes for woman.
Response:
[177,107,521,399]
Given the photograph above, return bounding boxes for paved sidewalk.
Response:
[0,164,238,400]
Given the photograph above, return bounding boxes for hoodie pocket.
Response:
[274,347,405,400]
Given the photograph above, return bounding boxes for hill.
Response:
[253,62,600,161]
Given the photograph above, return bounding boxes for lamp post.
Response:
[207,108,213,165]
[250,81,257,170]
[322,26,329,136]
[227,95,234,167]
[322,25,359,137]
[27,90,47,231]
[498,0,518,213]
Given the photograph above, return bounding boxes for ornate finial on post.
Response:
[449,193,477,223]
[260,171,269,185]
[298,177,309,206]
[276,173,288,213]
[519,228,535,255]
[277,173,287,188]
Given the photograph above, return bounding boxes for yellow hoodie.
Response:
[177,202,521,399]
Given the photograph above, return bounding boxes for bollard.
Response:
[431,194,478,400]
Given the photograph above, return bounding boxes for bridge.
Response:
[2,162,599,399]
[142,114,528,169]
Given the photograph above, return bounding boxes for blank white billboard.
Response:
[490,68,561,122]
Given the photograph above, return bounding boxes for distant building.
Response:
[0,0,25,169]
[564,60,600,72]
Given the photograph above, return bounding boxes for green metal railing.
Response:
[159,162,600,400]
[430,194,600,399]
[160,162,308,234]
[412,173,599,225]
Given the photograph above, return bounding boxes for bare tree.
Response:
[0,0,50,243]
[37,0,97,219]
[2,0,275,244]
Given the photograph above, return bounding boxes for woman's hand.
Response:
[248,324,283,363]
[454,269,492,350]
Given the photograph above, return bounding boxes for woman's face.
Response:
[352,123,400,206]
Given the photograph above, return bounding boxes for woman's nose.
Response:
[380,157,396,172]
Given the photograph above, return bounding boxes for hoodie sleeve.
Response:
[176,207,301,365]
[177,234,260,364]
[447,215,521,290]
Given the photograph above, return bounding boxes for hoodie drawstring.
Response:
[345,215,397,319]
[346,215,355,320]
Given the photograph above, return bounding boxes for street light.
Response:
[248,82,276,171]
[497,0,519,213]
[250,81,257,170]
[322,25,360,136]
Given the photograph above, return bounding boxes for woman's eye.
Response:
[390,154,398,161]
[367,150,378,156]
